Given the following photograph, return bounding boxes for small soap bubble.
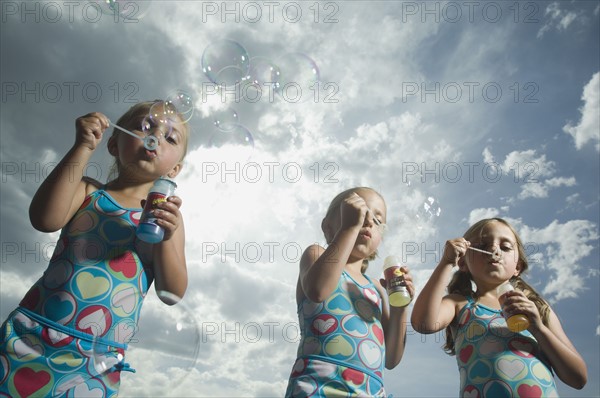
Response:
[209,124,255,160]
[89,0,151,20]
[415,196,441,224]
[422,196,441,218]
[276,53,320,103]
[202,40,250,88]
[213,108,239,132]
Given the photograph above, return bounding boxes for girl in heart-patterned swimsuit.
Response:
[285,187,415,397]
[1,101,189,397]
[412,218,587,397]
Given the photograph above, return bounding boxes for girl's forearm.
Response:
[384,306,408,369]
[152,232,188,300]
[411,261,455,333]
[531,325,587,389]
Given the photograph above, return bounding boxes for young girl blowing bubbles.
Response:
[285,187,415,397]
[411,217,587,397]
[0,101,189,397]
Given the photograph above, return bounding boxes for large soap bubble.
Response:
[202,40,250,88]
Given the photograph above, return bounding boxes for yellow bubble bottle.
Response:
[383,256,411,307]
[497,282,530,332]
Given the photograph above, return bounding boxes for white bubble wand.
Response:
[468,246,501,261]
[108,121,159,151]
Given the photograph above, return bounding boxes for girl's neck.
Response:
[106,178,155,207]
[345,258,366,278]
[473,280,505,309]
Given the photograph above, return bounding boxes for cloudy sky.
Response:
[1,1,599,397]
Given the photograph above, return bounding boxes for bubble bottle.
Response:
[136,177,177,243]
[497,281,530,332]
[382,255,411,307]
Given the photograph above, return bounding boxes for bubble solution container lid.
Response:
[383,255,401,268]
[497,282,514,295]
[152,177,177,193]
[136,222,164,244]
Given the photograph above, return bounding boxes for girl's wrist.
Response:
[72,142,96,156]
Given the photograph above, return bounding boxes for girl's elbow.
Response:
[157,285,187,305]
[29,210,63,233]
[302,282,330,303]
[385,359,400,370]
[410,316,429,334]
[571,373,587,390]
[305,289,327,303]
[31,221,61,233]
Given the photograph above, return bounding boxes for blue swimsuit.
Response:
[1,189,150,397]
[453,297,559,397]
[285,271,386,397]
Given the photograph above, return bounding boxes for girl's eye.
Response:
[501,245,513,251]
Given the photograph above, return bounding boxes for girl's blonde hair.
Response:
[108,100,190,180]
[443,217,550,355]
[322,187,386,273]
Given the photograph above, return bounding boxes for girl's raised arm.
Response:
[299,241,349,304]
[411,238,468,333]
[299,193,368,303]
[29,113,108,232]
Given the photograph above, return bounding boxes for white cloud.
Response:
[537,2,580,38]
[563,72,600,152]
[518,176,577,200]
[516,219,599,301]
[482,147,578,200]
[482,147,495,164]
[468,207,501,225]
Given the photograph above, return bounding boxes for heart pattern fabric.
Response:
[286,271,386,396]
[2,190,149,396]
[454,297,559,397]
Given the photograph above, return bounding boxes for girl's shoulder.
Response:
[300,244,326,266]
[445,292,471,315]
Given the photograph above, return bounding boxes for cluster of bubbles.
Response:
[201,39,321,158]
[114,91,194,152]
[201,39,320,100]
[88,0,152,20]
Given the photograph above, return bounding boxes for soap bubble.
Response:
[244,57,281,101]
[165,90,195,123]
[209,124,255,160]
[146,290,201,385]
[91,289,201,387]
[89,0,151,20]
[418,196,442,219]
[202,40,250,88]
[276,53,320,103]
[143,101,181,141]
[213,107,239,132]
